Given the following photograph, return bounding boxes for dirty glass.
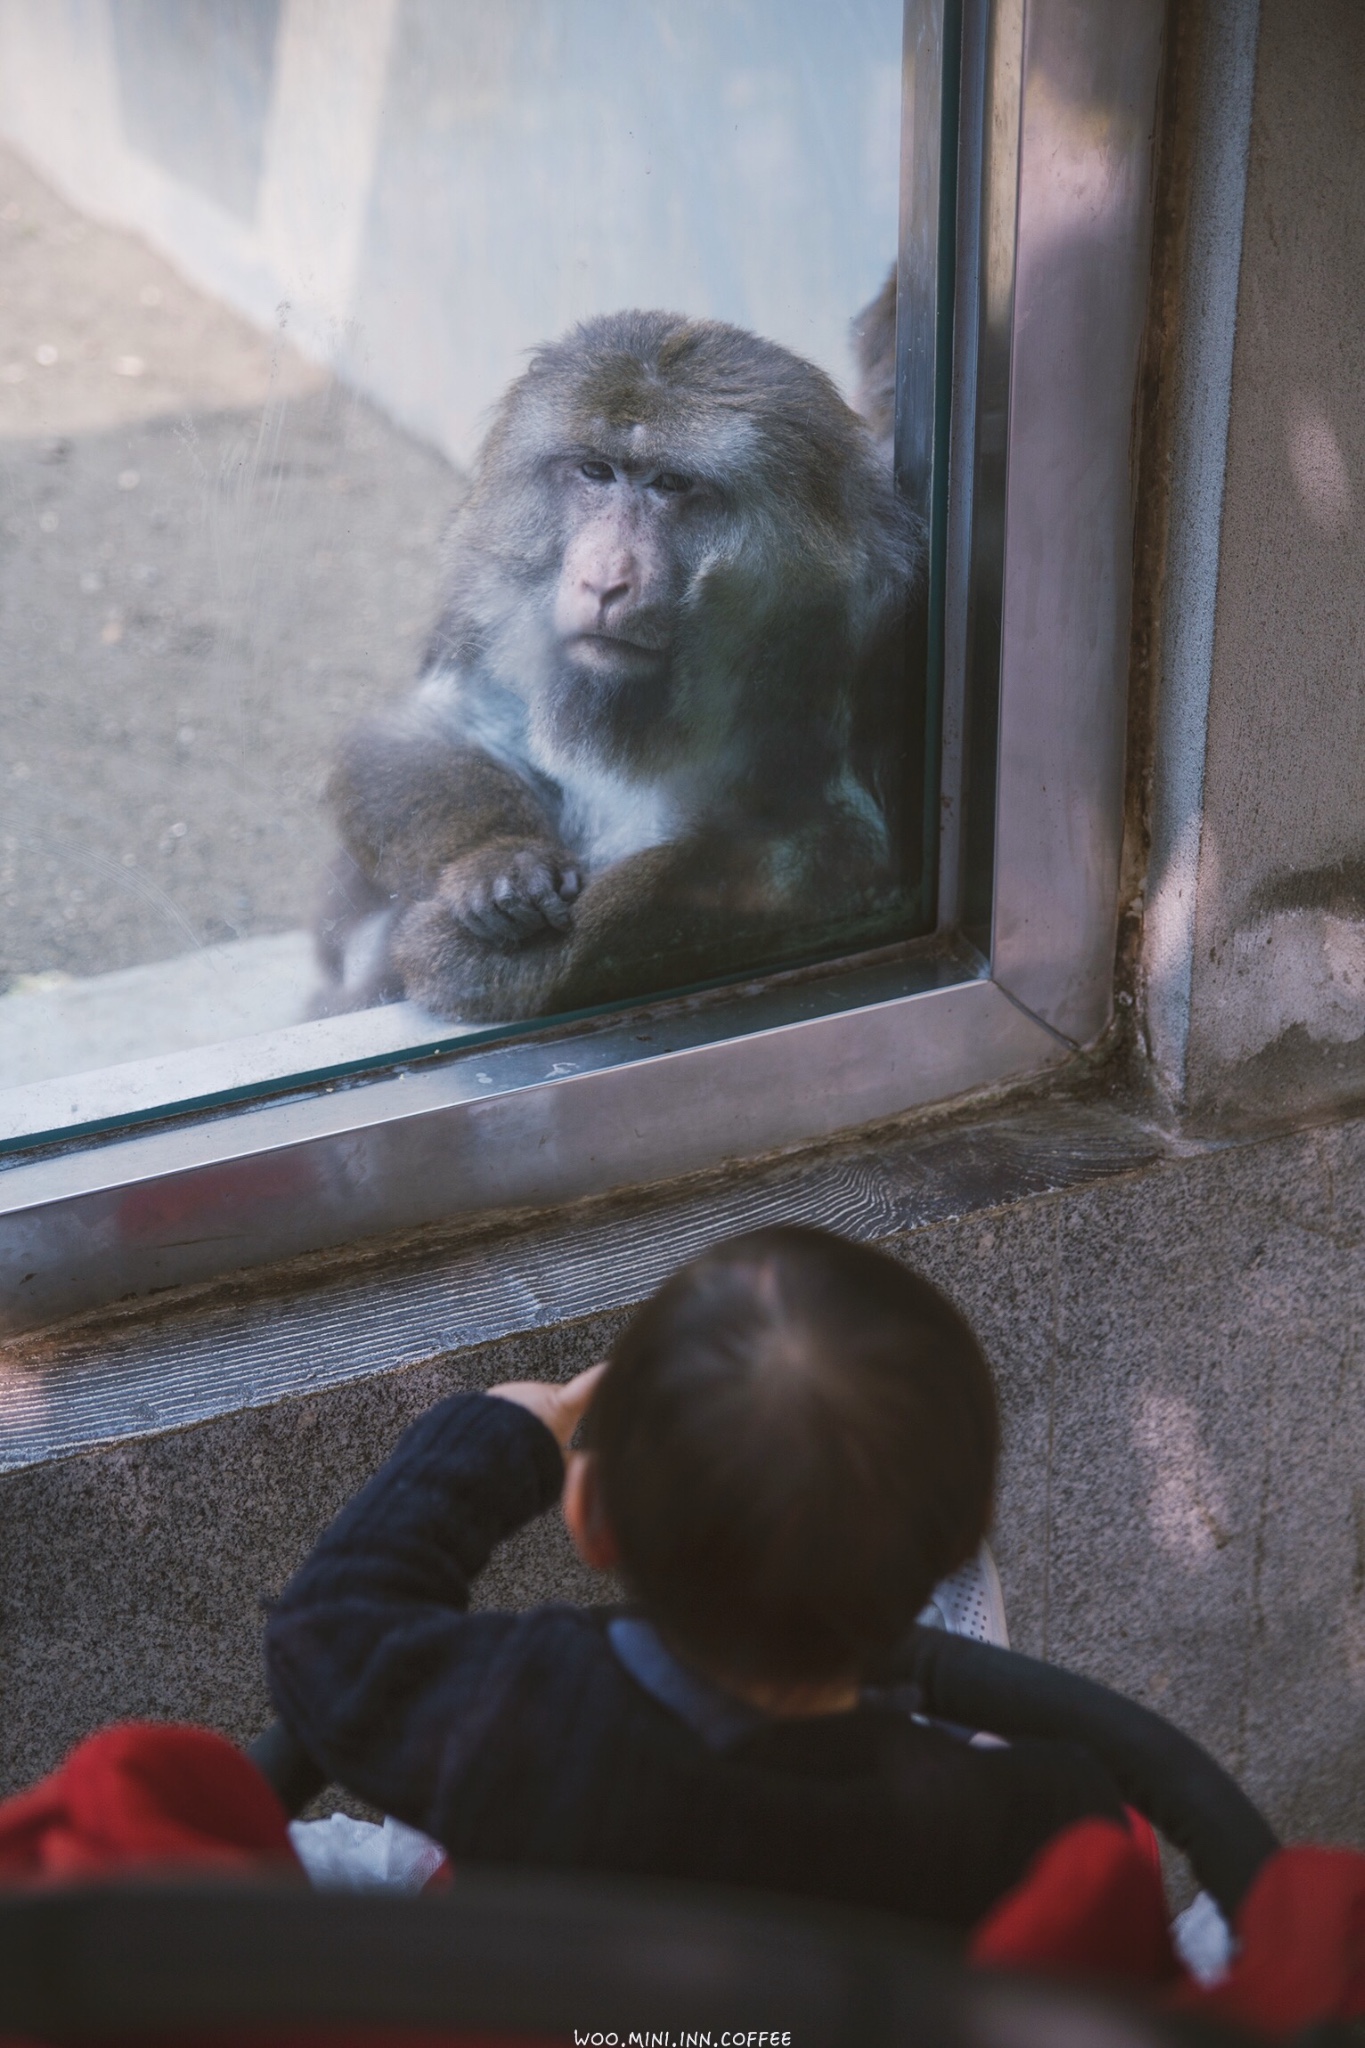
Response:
[0,0,934,1150]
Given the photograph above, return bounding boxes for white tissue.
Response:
[288,1811,447,1893]
[1171,1889,1234,1987]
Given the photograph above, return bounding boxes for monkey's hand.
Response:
[429,840,582,949]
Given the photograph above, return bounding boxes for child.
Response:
[266,1226,1123,1926]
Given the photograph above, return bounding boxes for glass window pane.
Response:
[0,0,937,1145]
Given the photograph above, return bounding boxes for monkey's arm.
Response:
[335,715,584,939]
[329,716,561,900]
[319,715,582,1009]
[392,822,890,1022]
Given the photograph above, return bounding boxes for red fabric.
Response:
[0,1726,549,2044]
[1123,1804,1164,1884]
[972,1812,1365,2037]
[0,1722,298,1881]
[1173,1845,1365,2035]
[970,1818,1177,1985]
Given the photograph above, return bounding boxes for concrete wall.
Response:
[0,0,901,464]
[1144,0,1365,1127]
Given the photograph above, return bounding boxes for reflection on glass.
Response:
[0,0,928,1140]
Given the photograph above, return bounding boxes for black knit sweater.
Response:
[265,1392,1123,1928]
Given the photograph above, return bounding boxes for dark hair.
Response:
[584,1226,998,1687]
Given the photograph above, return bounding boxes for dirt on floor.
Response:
[0,141,461,989]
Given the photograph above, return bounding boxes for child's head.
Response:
[576,1226,998,1691]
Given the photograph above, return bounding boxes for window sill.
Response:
[0,943,1069,1335]
[0,1077,1166,1474]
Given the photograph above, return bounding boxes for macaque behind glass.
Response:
[318,308,924,1023]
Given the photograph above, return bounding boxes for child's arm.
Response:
[264,1370,599,1824]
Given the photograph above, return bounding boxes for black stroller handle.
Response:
[250,1623,1280,1924]
[0,1877,1238,2045]
[872,1626,1280,1920]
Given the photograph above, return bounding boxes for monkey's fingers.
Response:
[527,865,577,932]
[489,873,557,938]
[459,886,526,945]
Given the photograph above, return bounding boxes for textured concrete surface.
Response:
[0,141,454,990]
[976,1122,1365,1850]
[1174,4,1365,1119]
[0,1107,1361,1869]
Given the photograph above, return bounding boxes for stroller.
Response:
[0,1623,1358,2045]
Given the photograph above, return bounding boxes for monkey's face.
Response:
[453,313,918,784]
[536,451,708,768]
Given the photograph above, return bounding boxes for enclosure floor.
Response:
[0,141,458,994]
[0,930,317,1085]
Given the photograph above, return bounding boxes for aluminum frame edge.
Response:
[988,0,1166,1045]
[0,976,1065,1334]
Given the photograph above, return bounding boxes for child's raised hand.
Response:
[486,1362,606,1452]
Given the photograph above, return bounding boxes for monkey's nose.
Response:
[581,565,635,614]
[555,532,645,639]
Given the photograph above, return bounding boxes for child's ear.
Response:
[562,1451,620,1571]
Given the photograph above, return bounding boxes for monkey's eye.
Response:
[653,471,694,496]
[579,459,616,483]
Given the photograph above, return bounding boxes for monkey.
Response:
[316,307,925,1024]
[851,267,897,462]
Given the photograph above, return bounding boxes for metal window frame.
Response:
[0,0,1164,1334]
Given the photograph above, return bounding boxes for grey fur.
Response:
[852,267,898,463]
[318,309,924,1022]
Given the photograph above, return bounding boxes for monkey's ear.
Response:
[562,1452,620,1572]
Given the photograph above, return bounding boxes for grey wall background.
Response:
[109,0,284,222]
[1144,0,1365,1127]
[0,0,902,463]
